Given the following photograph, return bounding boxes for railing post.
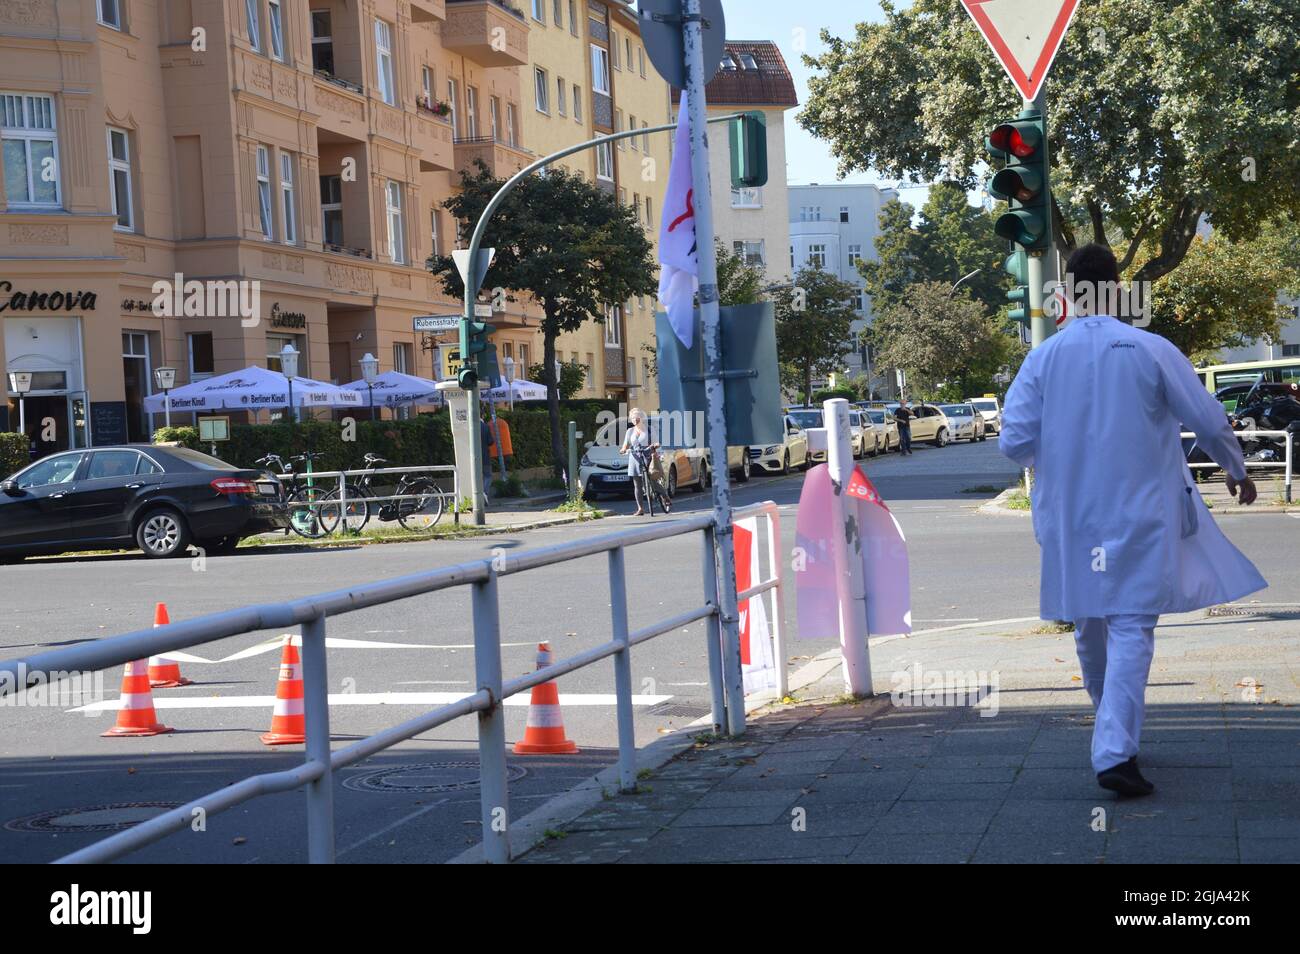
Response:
[301,614,335,863]
[337,471,348,536]
[472,569,510,863]
[701,525,727,734]
[608,547,636,792]
[765,505,789,700]
[1286,431,1293,504]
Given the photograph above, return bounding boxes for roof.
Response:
[671,40,798,109]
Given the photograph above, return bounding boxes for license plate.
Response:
[604,474,630,482]
[257,481,279,496]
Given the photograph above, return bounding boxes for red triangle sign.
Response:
[846,466,884,507]
[960,0,1080,102]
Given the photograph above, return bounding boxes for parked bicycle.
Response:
[253,452,335,539]
[322,454,446,533]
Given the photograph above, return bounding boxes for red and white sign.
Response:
[959,0,1080,102]
[734,517,776,695]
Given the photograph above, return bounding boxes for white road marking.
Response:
[71,692,673,713]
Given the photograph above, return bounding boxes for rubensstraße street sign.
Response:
[959,0,1080,102]
[638,0,725,89]
[413,315,460,332]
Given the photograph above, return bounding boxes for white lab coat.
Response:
[1000,315,1266,620]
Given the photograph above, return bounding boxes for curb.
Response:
[242,511,607,551]
[978,486,1030,516]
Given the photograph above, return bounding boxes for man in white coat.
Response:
[1000,243,1266,796]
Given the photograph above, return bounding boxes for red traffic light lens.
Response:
[989,125,1035,159]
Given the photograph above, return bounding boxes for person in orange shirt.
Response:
[493,417,513,470]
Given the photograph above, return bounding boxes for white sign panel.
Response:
[959,0,1080,102]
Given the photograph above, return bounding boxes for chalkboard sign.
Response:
[90,401,129,446]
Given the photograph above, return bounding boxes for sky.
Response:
[715,0,935,202]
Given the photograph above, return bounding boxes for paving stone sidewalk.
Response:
[517,608,1300,864]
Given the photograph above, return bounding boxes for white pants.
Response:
[1071,614,1158,774]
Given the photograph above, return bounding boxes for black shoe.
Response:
[1097,756,1154,796]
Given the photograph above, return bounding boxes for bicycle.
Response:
[321,453,446,533]
[253,452,336,539]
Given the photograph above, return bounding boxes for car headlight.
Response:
[581,454,592,467]
[764,445,779,455]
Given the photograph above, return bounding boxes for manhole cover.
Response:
[6,802,181,833]
[647,701,713,719]
[342,761,527,794]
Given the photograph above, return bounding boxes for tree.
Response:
[801,0,1300,288]
[528,360,586,400]
[431,161,657,476]
[774,267,860,405]
[872,281,1024,400]
[861,182,1009,315]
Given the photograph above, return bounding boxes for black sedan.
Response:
[0,445,289,561]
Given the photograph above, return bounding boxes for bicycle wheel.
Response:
[323,484,373,534]
[288,484,332,539]
[396,478,445,531]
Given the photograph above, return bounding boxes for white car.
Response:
[785,407,827,462]
[849,409,885,457]
[749,415,811,474]
[863,407,900,452]
[967,396,1002,434]
[580,415,706,500]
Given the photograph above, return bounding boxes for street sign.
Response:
[638,0,725,89]
[959,0,1079,102]
[413,314,460,332]
[452,247,495,295]
[474,302,492,318]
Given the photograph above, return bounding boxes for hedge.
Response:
[0,432,27,478]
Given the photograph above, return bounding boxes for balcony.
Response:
[443,0,529,67]
[410,0,446,23]
[453,136,531,178]
[311,74,367,140]
[413,107,455,172]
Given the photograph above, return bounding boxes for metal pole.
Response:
[1286,431,1293,504]
[567,420,579,501]
[337,471,348,536]
[825,399,872,695]
[683,0,744,737]
[472,570,510,863]
[19,396,26,435]
[1028,84,1055,350]
[300,615,335,863]
[701,524,727,733]
[608,547,636,792]
[765,504,789,699]
[164,391,171,429]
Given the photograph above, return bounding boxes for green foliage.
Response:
[873,281,1024,399]
[801,0,1300,285]
[430,160,658,476]
[774,266,861,405]
[528,360,586,400]
[491,475,525,498]
[0,432,28,478]
[810,387,858,404]
[715,239,767,306]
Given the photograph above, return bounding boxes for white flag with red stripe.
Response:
[657,90,701,348]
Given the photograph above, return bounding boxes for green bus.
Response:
[1195,357,1300,393]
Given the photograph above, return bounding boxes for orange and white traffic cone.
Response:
[513,642,578,755]
[147,602,191,688]
[102,659,173,737]
[261,635,306,746]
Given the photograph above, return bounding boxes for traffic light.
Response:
[986,110,1050,253]
[456,317,494,389]
[1003,249,1029,323]
[729,111,768,189]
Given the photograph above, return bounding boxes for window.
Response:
[534,67,549,113]
[618,186,627,206]
[641,121,649,151]
[638,47,646,78]
[421,67,433,106]
[466,86,479,138]
[632,192,641,223]
[572,83,583,122]
[800,205,822,222]
[721,54,737,70]
[15,453,81,490]
[596,141,613,181]
[733,240,765,267]
[840,206,850,223]
[552,0,562,26]
[246,0,262,51]
[505,103,517,146]
[848,244,863,268]
[311,11,334,73]
[625,37,633,69]
[385,180,405,264]
[1283,344,1300,358]
[188,332,215,379]
[611,31,621,69]
[87,450,146,481]
[569,0,578,36]
[518,343,529,369]
[490,97,500,139]
[394,341,411,374]
[585,353,595,388]
[2,94,59,208]
[808,243,827,269]
[531,0,545,23]
[268,0,285,61]
[447,79,459,136]
[739,52,758,70]
[591,45,610,94]
[266,334,303,373]
[731,186,762,208]
[644,196,653,227]
[629,114,638,150]
[604,307,622,347]
[256,145,273,239]
[98,0,123,29]
[429,208,439,256]
[320,174,342,246]
[853,290,865,312]
[556,78,566,117]
[280,152,296,244]
[374,19,395,106]
[107,127,133,231]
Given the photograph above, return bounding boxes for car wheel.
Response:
[136,508,191,559]
[667,465,679,498]
[934,428,948,447]
[738,454,751,483]
[781,451,790,475]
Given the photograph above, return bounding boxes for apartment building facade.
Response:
[519,0,669,408]
[1,0,534,458]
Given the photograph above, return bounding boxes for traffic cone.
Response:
[513,642,578,755]
[101,659,173,737]
[261,635,306,746]
[147,602,191,688]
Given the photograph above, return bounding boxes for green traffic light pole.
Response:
[458,113,743,525]
[1026,84,1055,351]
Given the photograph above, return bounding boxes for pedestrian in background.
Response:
[894,400,914,455]
[620,408,670,516]
[1000,242,1265,797]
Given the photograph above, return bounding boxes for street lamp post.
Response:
[360,352,379,422]
[502,355,515,412]
[153,366,176,430]
[280,343,300,423]
[8,372,32,447]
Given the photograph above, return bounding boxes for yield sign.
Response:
[960,0,1080,102]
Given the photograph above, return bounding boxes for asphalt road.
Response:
[1,435,1293,863]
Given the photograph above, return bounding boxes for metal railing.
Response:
[0,501,787,864]
[281,464,461,532]
[1182,429,1293,502]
